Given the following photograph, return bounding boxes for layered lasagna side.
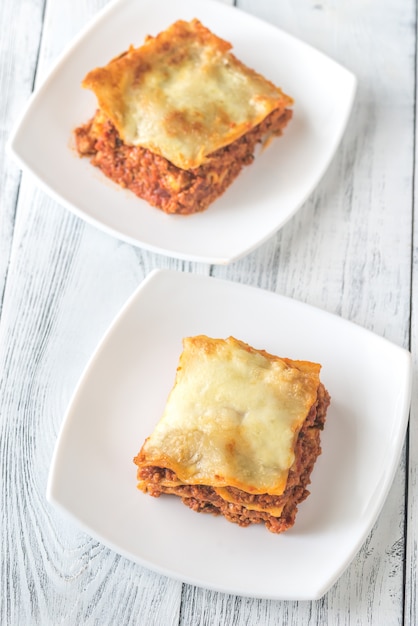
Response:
[74,19,293,215]
[134,336,331,534]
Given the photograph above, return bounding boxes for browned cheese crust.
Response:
[74,107,292,215]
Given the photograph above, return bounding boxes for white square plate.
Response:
[8,0,356,265]
[47,269,412,600]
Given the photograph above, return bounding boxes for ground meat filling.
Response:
[134,384,330,534]
[74,107,292,215]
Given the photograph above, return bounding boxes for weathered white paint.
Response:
[0,0,415,624]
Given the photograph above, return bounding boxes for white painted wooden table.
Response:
[1,0,416,623]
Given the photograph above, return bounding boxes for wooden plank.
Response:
[405,23,418,625]
[0,0,45,312]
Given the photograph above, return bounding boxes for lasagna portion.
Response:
[134,336,330,533]
[74,19,293,215]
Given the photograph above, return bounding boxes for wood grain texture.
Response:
[0,0,45,313]
[405,25,418,624]
[0,0,415,624]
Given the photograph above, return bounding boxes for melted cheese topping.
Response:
[140,336,321,495]
[213,487,285,517]
[82,19,293,170]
